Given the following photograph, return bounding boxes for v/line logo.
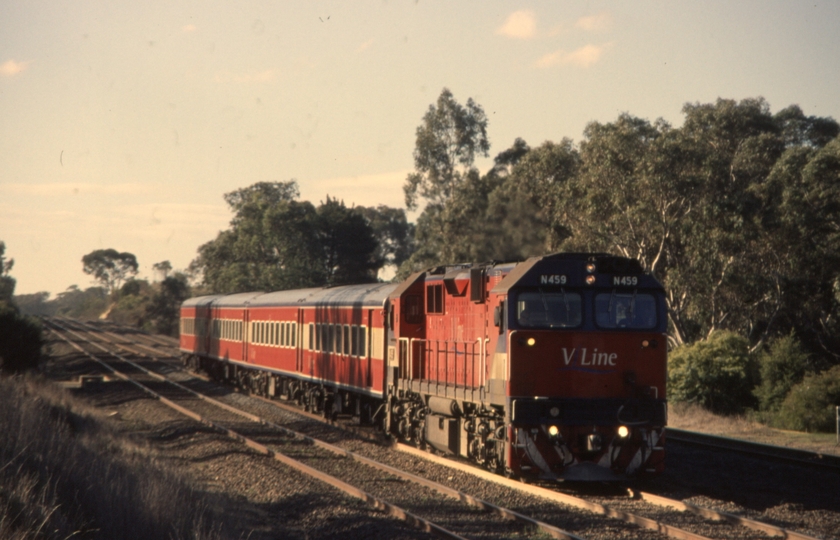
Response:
[561,347,617,366]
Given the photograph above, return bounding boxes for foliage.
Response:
[667,331,757,414]
[0,304,43,372]
[316,197,382,285]
[354,205,415,270]
[403,87,490,211]
[0,240,16,308]
[12,291,52,315]
[193,181,386,293]
[754,333,813,412]
[81,249,139,295]
[152,260,173,280]
[108,279,153,327]
[145,274,191,336]
[775,365,840,432]
[52,286,109,319]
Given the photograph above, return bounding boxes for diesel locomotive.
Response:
[180,252,667,481]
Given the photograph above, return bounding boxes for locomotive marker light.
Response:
[548,425,560,438]
[526,337,536,347]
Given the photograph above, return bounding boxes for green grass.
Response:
[669,402,840,456]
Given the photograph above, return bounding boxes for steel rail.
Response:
[58,318,827,540]
[45,320,468,540]
[46,318,585,540]
[666,427,840,472]
[395,445,719,540]
[54,316,179,360]
[629,490,820,540]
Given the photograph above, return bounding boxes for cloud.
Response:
[575,12,612,32]
[0,182,155,197]
[356,38,375,54]
[497,10,537,39]
[182,24,197,33]
[0,59,30,77]
[535,43,610,68]
[214,69,276,83]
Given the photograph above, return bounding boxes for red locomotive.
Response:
[180,252,667,481]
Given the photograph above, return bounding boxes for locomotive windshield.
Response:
[595,292,657,329]
[517,291,582,328]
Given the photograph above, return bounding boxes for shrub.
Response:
[775,365,840,432]
[668,331,757,415]
[0,305,43,373]
[754,333,812,412]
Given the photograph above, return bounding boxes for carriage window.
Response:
[308,323,314,350]
[343,325,350,355]
[357,326,367,357]
[517,292,582,328]
[595,292,657,329]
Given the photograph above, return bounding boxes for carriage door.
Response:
[242,307,251,363]
[296,308,304,373]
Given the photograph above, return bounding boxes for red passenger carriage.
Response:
[181,252,667,481]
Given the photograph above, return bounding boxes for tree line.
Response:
[396,89,840,431]
[7,89,840,430]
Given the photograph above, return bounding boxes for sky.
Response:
[2,1,839,296]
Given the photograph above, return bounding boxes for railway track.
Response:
[42,317,836,540]
[666,428,840,472]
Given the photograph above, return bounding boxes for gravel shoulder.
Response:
[668,403,840,457]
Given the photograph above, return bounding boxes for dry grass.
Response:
[669,402,840,456]
[0,374,224,540]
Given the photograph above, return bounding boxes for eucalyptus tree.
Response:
[81,249,139,296]
[316,197,381,285]
[482,139,578,261]
[193,181,385,293]
[403,88,490,211]
[399,89,492,273]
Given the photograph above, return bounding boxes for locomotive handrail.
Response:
[405,338,482,391]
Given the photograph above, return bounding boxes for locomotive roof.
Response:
[490,252,659,294]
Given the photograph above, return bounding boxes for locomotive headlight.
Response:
[586,263,596,273]
[526,337,536,347]
[547,425,560,438]
[617,425,630,438]
[586,275,596,285]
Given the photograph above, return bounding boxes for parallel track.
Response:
[666,427,840,472]
[45,318,584,540]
